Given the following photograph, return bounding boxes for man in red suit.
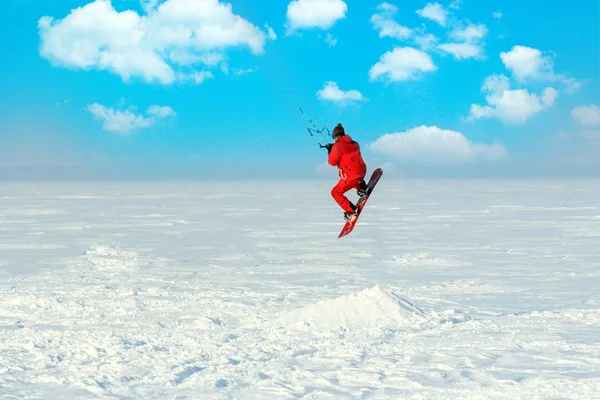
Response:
[325,123,371,220]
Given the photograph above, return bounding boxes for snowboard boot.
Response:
[357,180,371,198]
[344,211,358,221]
[344,203,359,221]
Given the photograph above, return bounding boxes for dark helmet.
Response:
[332,123,345,139]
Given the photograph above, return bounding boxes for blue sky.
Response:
[0,0,598,180]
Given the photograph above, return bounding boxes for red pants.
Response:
[331,177,363,213]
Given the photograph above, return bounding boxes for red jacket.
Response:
[328,135,367,181]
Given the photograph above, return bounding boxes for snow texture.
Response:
[1,179,600,398]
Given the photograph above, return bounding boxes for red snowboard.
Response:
[338,168,383,238]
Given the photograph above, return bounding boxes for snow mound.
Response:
[274,285,429,334]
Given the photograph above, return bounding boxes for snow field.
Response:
[1,179,600,398]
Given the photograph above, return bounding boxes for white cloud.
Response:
[265,24,277,40]
[286,0,347,32]
[467,45,580,125]
[493,11,503,19]
[540,87,558,105]
[500,45,553,81]
[38,0,274,84]
[500,45,579,91]
[370,3,413,40]
[450,23,488,42]
[369,125,507,165]
[140,0,160,13]
[468,74,558,125]
[449,0,462,10]
[368,4,438,53]
[413,32,438,51]
[370,3,487,61]
[438,23,488,60]
[146,105,176,118]
[316,81,365,104]
[369,47,436,82]
[438,43,483,59]
[482,74,511,93]
[87,103,176,133]
[416,3,448,27]
[572,104,600,127]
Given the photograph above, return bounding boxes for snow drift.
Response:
[272,285,429,334]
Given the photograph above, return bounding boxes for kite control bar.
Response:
[319,142,333,153]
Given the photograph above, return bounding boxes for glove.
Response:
[324,143,333,154]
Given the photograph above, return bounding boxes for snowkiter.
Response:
[324,123,371,220]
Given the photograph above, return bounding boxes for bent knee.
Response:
[331,184,346,197]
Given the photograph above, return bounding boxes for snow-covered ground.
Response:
[1,179,600,399]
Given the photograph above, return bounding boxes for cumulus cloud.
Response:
[493,11,503,19]
[369,2,487,62]
[450,23,488,42]
[467,44,580,125]
[438,43,482,59]
[286,0,347,32]
[316,81,366,104]
[369,125,507,165]
[500,45,553,81]
[87,103,176,133]
[146,105,176,118]
[140,0,160,13]
[438,22,488,60]
[370,3,413,40]
[369,2,438,51]
[413,32,439,51]
[370,3,439,52]
[38,0,274,84]
[369,47,436,82]
[500,45,579,91]
[416,3,448,27]
[572,104,600,127]
[468,74,558,125]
